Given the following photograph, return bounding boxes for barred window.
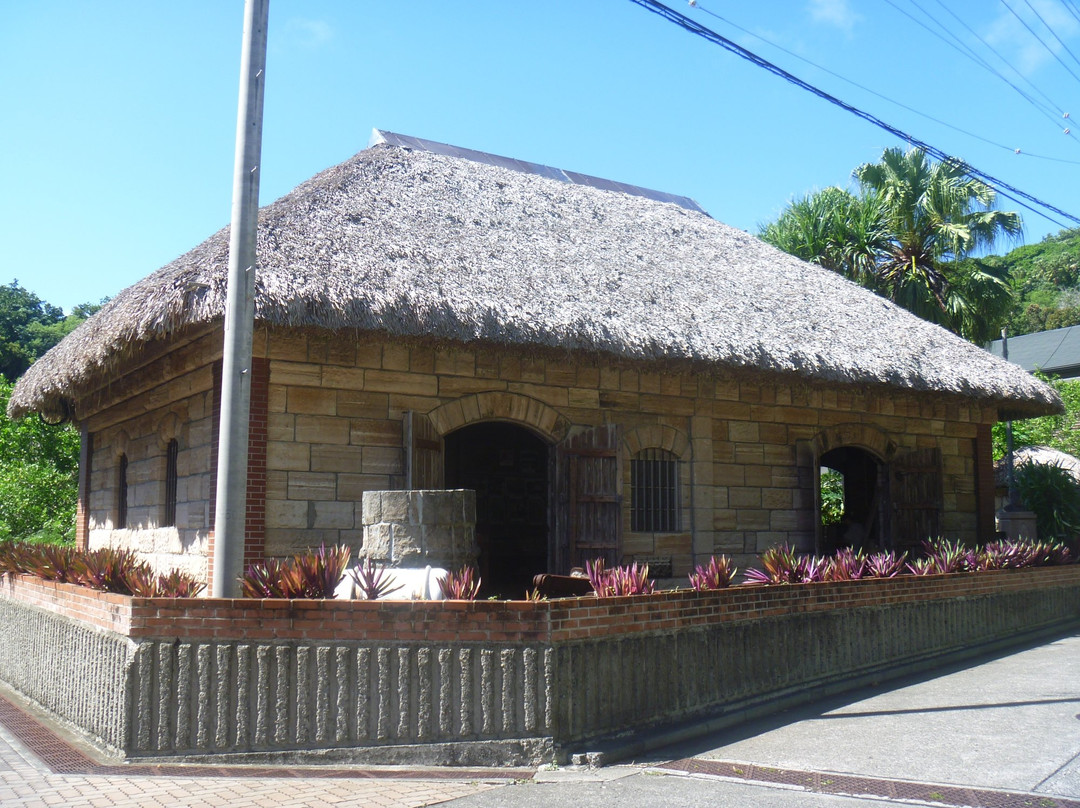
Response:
[117,454,128,529]
[164,439,179,527]
[631,448,680,532]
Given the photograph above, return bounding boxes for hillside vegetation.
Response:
[989,227,1080,336]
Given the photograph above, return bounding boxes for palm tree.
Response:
[759,186,887,289]
[760,147,1021,343]
[852,147,1021,339]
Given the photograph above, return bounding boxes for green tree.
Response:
[761,148,1022,343]
[0,281,64,380]
[0,379,79,543]
[992,373,1080,460]
[0,281,107,380]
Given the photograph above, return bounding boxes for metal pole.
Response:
[1002,328,1020,511]
[213,0,269,597]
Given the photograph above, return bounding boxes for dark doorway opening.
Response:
[820,446,887,553]
[444,422,549,598]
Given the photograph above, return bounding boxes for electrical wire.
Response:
[1001,0,1080,86]
[1063,0,1080,28]
[912,0,1076,139]
[883,0,1060,122]
[628,0,1080,229]
[1021,0,1080,75]
[694,2,1080,165]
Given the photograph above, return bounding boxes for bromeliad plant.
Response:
[906,538,976,576]
[438,565,481,600]
[349,557,403,600]
[688,555,737,591]
[587,558,655,597]
[825,548,867,581]
[241,544,352,599]
[0,541,203,597]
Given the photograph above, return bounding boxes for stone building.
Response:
[8,132,1059,592]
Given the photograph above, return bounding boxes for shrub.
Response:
[864,550,907,578]
[1014,461,1080,545]
[77,547,145,594]
[241,545,351,599]
[241,558,288,598]
[825,548,867,581]
[280,544,352,599]
[349,557,403,600]
[744,544,829,584]
[906,538,975,575]
[688,555,737,590]
[438,565,481,600]
[586,558,655,597]
[125,566,206,598]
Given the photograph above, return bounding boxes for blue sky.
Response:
[3,0,1080,312]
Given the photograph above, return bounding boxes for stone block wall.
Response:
[360,490,478,568]
[73,327,998,581]
[260,332,994,572]
[82,330,222,582]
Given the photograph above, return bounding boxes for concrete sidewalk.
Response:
[446,629,1080,808]
[0,631,1078,807]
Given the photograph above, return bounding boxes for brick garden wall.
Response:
[1,568,1077,765]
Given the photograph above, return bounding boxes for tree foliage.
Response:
[761,148,1021,344]
[994,227,1080,337]
[0,280,104,381]
[993,373,1080,460]
[0,281,104,544]
[0,379,79,543]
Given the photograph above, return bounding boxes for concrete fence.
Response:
[1,567,1078,765]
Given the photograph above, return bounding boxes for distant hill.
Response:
[986,228,1080,336]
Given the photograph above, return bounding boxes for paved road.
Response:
[1,631,1078,808]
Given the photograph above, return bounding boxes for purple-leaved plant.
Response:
[349,557,404,600]
[688,555,737,591]
[439,565,481,600]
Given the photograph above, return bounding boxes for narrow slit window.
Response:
[631,448,680,532]
[117,454,128,529]
[164,439,178,527]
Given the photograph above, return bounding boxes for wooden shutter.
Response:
[404,411,443,489]
[890,448,943,553]
[552,424,621,572]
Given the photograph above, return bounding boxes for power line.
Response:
[693,1,1080,165]
[1021,0,1080,75]
[1062,0,1080,28]
[1001,0,1080,86]
[913,0,1076,138]
[628,0,1080,228]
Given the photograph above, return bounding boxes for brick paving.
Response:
[0,693,513,808]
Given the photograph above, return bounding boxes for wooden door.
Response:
[404,411,443,489]
[552,424,621,572]
[890,448,943,553]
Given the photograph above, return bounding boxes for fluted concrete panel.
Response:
[0,581,1075,765]
[0,599,134,753]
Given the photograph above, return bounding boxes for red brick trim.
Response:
[74,427,92,552]
[207,356,270,583]
[244,357,269,566]
[4,565,1078,644]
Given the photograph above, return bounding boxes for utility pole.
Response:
[1002,327,1020,511]
[212,0,269,597]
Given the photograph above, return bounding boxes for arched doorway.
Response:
[820,446,887,553]
[444,422,549,598]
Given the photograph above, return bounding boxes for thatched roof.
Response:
[9,131,1061,421]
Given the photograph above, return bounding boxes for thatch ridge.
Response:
[9,140,1060,420]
